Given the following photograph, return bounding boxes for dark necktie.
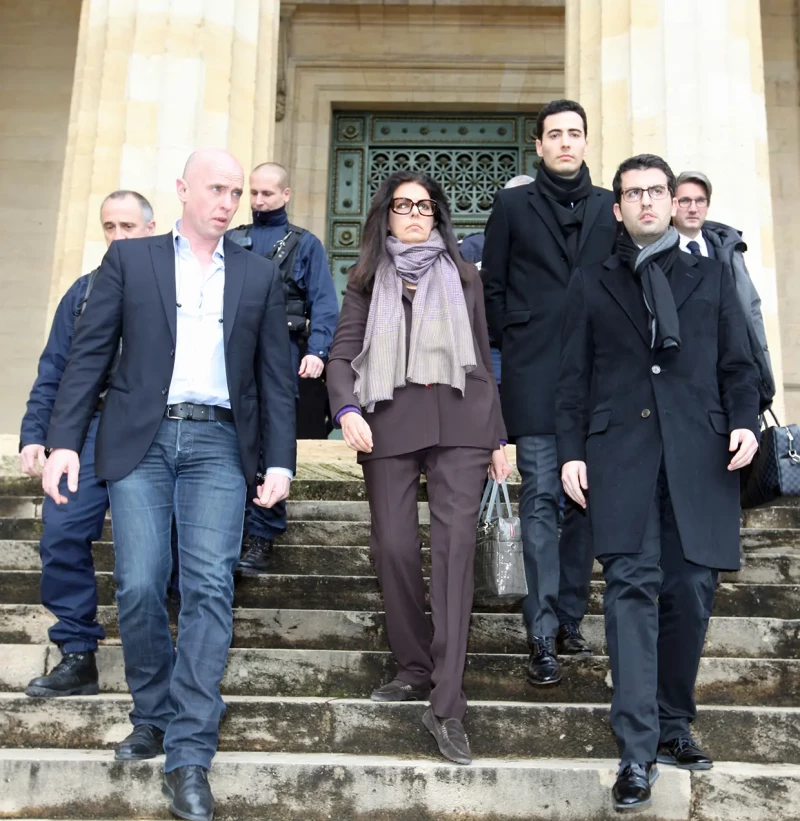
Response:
[686,240,702,257]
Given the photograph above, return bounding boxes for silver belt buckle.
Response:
[166,404,183,420]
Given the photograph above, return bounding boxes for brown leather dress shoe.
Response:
[370,678,430,702]
[422,707,472,765]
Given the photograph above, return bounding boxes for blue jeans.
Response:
[107,418,246,772]
[40,414,108,653]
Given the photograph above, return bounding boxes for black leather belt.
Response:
[165,403,235,423]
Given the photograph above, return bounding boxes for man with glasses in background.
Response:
[673,171,774,406]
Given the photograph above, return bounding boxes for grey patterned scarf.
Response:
[351,229,477,412]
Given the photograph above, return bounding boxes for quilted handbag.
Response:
[474,480,528,604]
[740,409,800,509]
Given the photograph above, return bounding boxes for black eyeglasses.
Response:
[620,185,671,203]
[390,198,437,216]
[677,197,708,209]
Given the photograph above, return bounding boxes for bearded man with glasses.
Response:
[556,154,760,811]
[673,171,774,408]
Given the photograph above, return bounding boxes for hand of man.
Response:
[254,473,291,508]
[489,446,513,482]
[42,448,81,505]
[20,444,47,477]
[728,428,759,471]
[298,355,325,379]
[341,411,373,453]
[561,460,589,509]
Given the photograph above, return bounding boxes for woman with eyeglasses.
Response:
[327,169,510,765]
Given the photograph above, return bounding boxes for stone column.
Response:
[48,0,280,318]
[566,0,786,415]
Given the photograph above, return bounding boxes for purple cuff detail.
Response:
[500,440,507,446]
[335,405,361,427]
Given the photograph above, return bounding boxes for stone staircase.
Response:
[0,460,799,820]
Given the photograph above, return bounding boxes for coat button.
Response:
[641,408,651,418]
[170,349,175,357]
[161,388,168,395]
[651,365,661,374]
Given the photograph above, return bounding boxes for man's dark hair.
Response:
[100,190,154,223]
[349,170,473,292]
[535,100,588,140]
[612,154,677,204]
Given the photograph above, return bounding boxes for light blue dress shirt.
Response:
[169,222,292,482]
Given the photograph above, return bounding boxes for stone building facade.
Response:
[0,0,797,449]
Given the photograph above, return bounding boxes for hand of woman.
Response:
[489,446,512,482]
[341,412,374,453]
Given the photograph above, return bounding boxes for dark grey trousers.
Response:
[362,446,490,721]
[600,468,718,763]
[516,434,594,640]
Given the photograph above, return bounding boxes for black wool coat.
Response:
[482,180,617,436]
[555,251,760,570]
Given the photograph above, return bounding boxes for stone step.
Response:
[2,539,799,587]
[7,752,798,821]
[2,694,798,764]
[4,494,799,531]
[2,605,797,659]
[0,749,693,821]
[1,570,797,619]
[2,515,797,552]
[4,644,799,706]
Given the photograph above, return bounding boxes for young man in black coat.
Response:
[482,100,616,685]
[557,154,759,812]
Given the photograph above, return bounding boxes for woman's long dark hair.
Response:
[349,170,474,291]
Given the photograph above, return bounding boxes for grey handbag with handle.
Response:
[474,479,528,604]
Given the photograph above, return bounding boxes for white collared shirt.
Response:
[168,221,229,407]
[168,221,293,481]
[678,231,709,257]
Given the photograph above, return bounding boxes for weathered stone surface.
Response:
[2,695,798,764]
[0,749,691,821]
[5,644,799,706]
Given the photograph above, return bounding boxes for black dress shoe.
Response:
[114,724,165,760]
[236,535,273,576]
[612,761,659,812]
[556,622,592,656]
[163,765,215,821]
[526,637,561,686]
[422,707,472,765]
[657,736,713,770]
[25,651,99,697]
[370,678,430,702]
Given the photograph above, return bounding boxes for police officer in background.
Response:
[19,190,156,697]
[229,162,339,574]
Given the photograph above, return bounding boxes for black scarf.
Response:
[252,205,288,227]
[617,226,682,352]
[535,161,594,265]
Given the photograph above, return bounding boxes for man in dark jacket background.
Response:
[673,170,775,409]
[558,154,759,811]
[482,100,616,685]
[228,162,339,575]
[19,190,155,698]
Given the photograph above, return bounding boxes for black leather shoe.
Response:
[422,707,472,765]
[25,651,99,697]
[556,622,592,656]
[370,678,430,702]
[163,765,215,821]
[526,637,561,686]
[114,724,165,760]
[657,736,713,771]
[236,535,273,576]
[612,761,659,812]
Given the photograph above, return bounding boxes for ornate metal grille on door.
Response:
[327,112,540,301]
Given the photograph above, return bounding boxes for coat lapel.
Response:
[528,185,569,257]
[149,233,177,344]
[222,238,246,349]
[599,256,651,347]
[576,189,604,256]
[671,252,704,310]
